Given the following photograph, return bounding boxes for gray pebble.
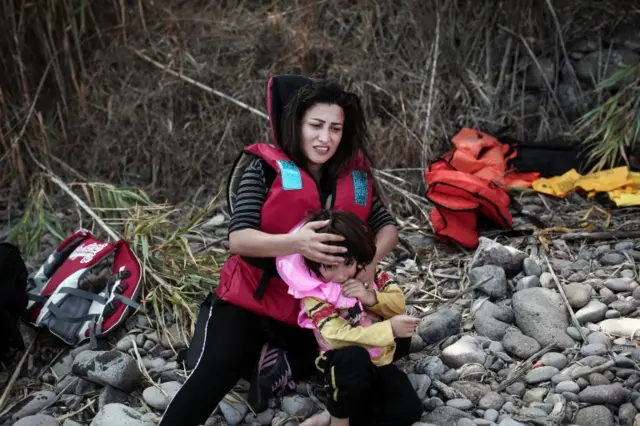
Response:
[576,300,608,324]
[525,366,559,384]
[604,277,638,292]
[601,252,626,266]
[589,373,611,386]
[13,415,59,426]
[619,402,637,426]
[515,276,540,291]
[446,398,474,411]
[555,381,580,393]
[579,384,630,405]
[523,258,542,277]
[539,272,554,288]
[484,408,499,422]
[606,309,622,319]
[600,287,618,304]
[551,373,572,385]
[587,332,610,346]
[541,352,568,370]
[615,242,635,251]
[574,405,615,426]
[610,300,637,315]
[502,329,541,359]
[576,377,590,389]
[478,392,504,411]
[423,397,445,411]
[581,343,608,356]
[505,382,526,397]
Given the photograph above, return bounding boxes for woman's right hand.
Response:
[292,220,347,265]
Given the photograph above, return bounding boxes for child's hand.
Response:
[390,315,421,338]
[355,263,376,286]
[341,279,377,307]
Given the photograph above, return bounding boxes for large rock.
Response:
[578,384,630,406]
[471,237,527,277]
[512,288,575,348]
[423,406,473,425]
[573,405,615,426]
[418,309,461,344]
[473,300,515,341]
[0,391,57,424]
[440,335,486,368]
[564,282,592,309]
[90,403,154,426]
[502,328,541,359]
[575,300,608,324]
[72,351,142,392]
[469,265,508,300]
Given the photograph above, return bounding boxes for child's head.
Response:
[303,210,376,284]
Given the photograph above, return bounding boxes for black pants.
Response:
[316,345,423,426]
[158,300,319,426]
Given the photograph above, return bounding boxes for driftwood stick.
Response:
[0,334,38,413]
[495,343,555,392]
[569,360,616,380]
[560,230,640,241]
[544,256,588,343]
[131,49,269,120]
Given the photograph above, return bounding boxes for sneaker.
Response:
[247,343,296,412]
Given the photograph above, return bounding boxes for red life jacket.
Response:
[425,160,513,248]
[216,75,373,325]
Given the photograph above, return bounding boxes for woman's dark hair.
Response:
[302,209,376,279]
[279,80,374,180]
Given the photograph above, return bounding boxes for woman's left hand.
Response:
[342,279,377,307]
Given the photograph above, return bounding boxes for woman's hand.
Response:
[293,220,347,265]
[341,279,377,307]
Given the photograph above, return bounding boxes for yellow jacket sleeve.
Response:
[367,273,406,319]
[303,297,395,349]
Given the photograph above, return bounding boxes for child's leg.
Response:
[353,363,423,426]
[311,346,377,423]
[392,337,412,361]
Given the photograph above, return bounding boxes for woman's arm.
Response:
[372,223,399,264]
[356,195,399,284]
[228,229,297,258]
[226,157,346,263]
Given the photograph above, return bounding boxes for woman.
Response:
[159,75,400,426]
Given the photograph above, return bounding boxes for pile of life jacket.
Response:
[424,128,541,248]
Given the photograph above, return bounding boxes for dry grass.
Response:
[2,0,637,212]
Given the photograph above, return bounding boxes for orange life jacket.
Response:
[425,160,513,248]
[442,128,540,188]
[424,127,540,248]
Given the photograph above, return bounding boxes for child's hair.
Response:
[303,210,376,278]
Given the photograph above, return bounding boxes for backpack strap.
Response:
[42,268,144,348]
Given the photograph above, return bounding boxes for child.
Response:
[277,210,423,426]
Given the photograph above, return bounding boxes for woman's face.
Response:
[300,102,344,171]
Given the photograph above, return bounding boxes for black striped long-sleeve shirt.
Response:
[229,157,396,234]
